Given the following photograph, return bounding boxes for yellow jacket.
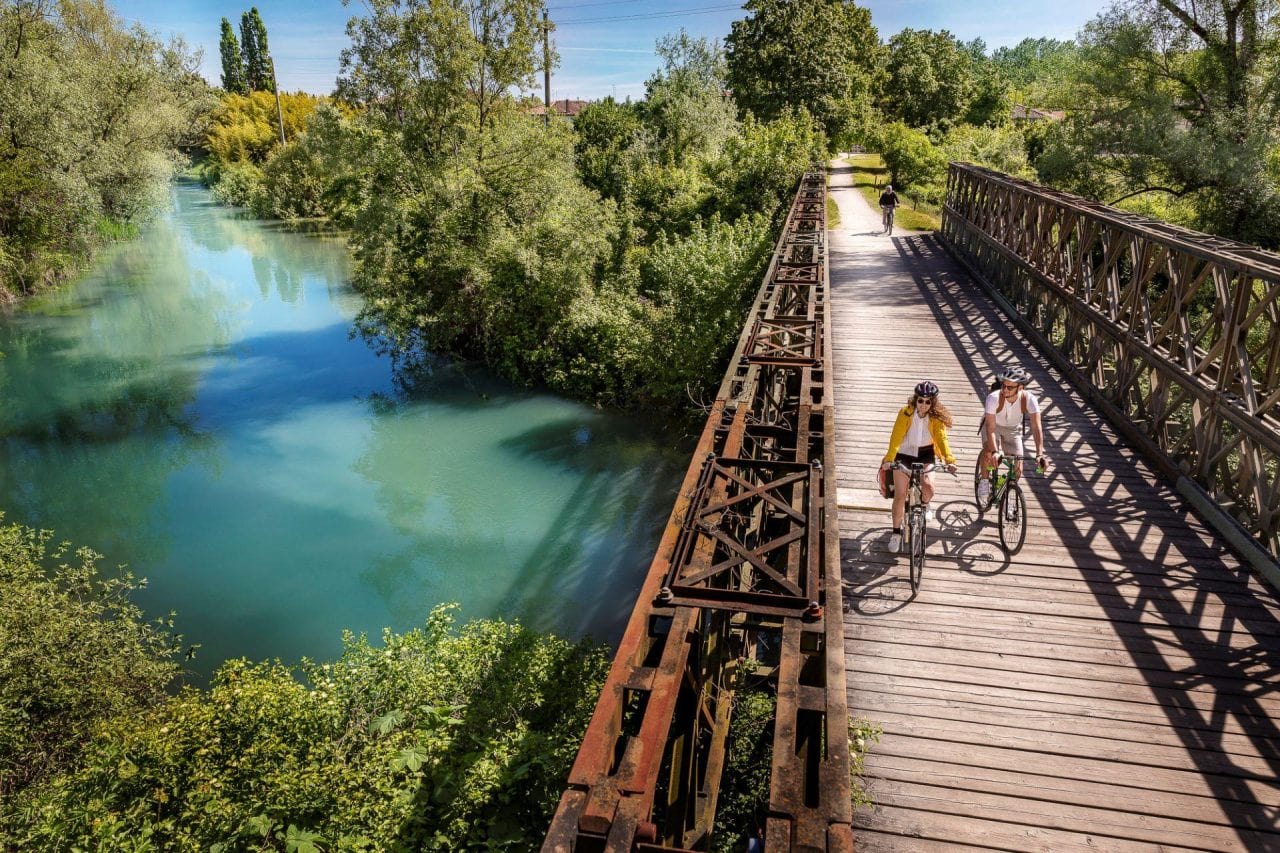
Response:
[883,406,956,465]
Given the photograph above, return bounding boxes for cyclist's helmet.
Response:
[997,365,1031,386]
[914,380,939,397]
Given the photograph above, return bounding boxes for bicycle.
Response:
[881,205,895,235]
[888,461,955,593]
[973,453,1042,554]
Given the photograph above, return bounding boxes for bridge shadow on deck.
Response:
[842,231,1280,845]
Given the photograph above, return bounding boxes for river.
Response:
[0,182,688,679]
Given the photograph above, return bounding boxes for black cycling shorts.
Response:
[894,446,936,466]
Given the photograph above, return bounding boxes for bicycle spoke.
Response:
[998,482,1028,554]
[910,512,926,593]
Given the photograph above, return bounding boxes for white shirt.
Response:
[901,411,933,456]
[984,389,1041,428]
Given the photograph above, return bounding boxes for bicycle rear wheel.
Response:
[998,481,1028,554]
[973,456,994,513]
[909,510,926,593]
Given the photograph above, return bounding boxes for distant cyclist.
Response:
[881,380,957,552]
[977,365,1048,505]
[878,184,899,235]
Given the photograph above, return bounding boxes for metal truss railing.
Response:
[543,172,853,850]
[942,161,1280,559]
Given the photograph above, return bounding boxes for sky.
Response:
[112,0,1114,101]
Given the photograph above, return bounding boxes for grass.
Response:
[843,152,941,233]
[826,194,840,229]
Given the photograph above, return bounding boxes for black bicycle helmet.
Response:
[996,365,1031,385]
[914,380,939,397]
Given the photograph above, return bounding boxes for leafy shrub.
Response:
[3,600,610,850]
[206,91,326,167]
[707,110,826,223]
[0,515,181,802]
[640,213,774,403]
[711,685,775,851]
[257,141,328,219]
[211,161,266,209]
[942,123,1034,180]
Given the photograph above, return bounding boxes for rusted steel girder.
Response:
[941,162,1280,561]
[543,172,852,851]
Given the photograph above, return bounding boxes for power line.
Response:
[556,4,742,25]
[548,0,651,9]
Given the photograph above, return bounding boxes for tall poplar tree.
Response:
[240,8,274,92]
[239,11,260,91]
[218,18,247,93]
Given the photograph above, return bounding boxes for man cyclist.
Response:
[977,365,1047,505]
[878,184,899,235]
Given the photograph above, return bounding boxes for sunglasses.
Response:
[916,397,935,404]
[1002,383,1020,390]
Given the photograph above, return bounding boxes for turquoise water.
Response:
[0,183,688,678]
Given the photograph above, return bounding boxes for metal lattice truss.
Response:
[544,172,851,851]
[665,456,819,614]
[943,162,1280,555]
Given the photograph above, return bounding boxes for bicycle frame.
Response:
[983,453,1041,503]
[889,461,938,594]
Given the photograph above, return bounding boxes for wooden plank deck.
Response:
[827,161,1280,852]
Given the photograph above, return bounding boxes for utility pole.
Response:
[271,57,286,145]
[542,10,551,128]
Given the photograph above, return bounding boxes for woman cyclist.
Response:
[977,365,1047,506]
[881,380,958,552]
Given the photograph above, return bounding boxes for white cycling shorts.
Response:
[994,424,1024,458]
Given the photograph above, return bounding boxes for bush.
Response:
[640,213,774,403]
[707,110,826,223]
[3,596,611,850]
[0,515,181,802]
[210,161,266,209]
[942,123,1034,179]
[257,141,328,219]
[206,91,327,167]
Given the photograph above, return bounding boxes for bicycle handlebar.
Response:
[987,453,1048,475]
[887,462,958,477]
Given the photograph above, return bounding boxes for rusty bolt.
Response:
[804,600,823,620]
[656,586,674,604]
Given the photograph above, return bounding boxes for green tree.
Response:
[573,97,643,199]
[238,8,272,93]
[942,123,1032,178]
[725,0,882,147]
[219,18,247,94]
[875,120,945,190]
[962,38,1010,127]
[0,0,212,298]
[238,10,260,90]
[1040,0,1280,244]
[991,36,1078,100]
[248,8,274,92]
[640,214,775,402]
[643,30,738,166]
[882,28,976,131]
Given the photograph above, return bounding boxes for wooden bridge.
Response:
[544,163,1280,850]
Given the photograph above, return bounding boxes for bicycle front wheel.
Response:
[973,456,993,513]
[909,510,927,593]
[998,481,1028,554]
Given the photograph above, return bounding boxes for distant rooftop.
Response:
[1012,104,1066,122]
[528,98,590,118]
